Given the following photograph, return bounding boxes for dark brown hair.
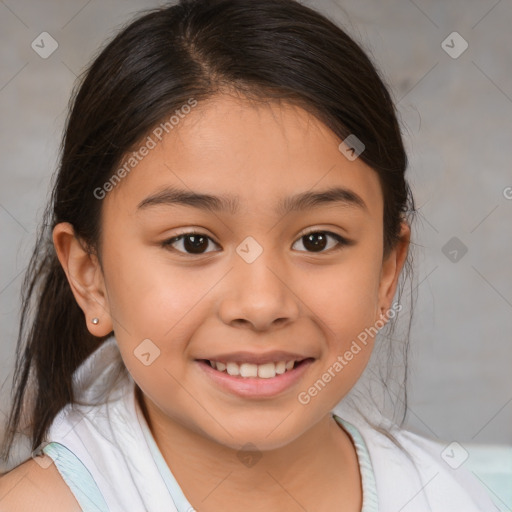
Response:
[2,0,415,461]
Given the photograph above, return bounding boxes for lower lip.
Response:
[196,359,315,399]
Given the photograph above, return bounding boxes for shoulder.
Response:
[0,456,81,512]
[349,417,499,511]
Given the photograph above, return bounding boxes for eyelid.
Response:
[295,227,351,243]
[170,228,217,241]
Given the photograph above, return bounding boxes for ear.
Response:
[376,221,411,322]
[52,222,113,337]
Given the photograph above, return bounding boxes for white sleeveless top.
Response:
[42,336,496,512]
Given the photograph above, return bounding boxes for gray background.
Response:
[1,0,511,465]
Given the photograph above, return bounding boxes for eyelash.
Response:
[161,229,351,256]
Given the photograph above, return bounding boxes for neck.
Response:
[135,386,362,512]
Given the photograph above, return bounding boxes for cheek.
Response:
[299,256,382,403]
[101,241,223,385]
[298,252,382,342]
[103,240,207,334]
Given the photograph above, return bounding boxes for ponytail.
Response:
[1,213,108,461]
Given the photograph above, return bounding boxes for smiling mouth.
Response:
[197,358,314,379]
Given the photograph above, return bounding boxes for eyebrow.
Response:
[137,185,368,215]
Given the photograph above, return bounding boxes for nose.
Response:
[217,250,300,332]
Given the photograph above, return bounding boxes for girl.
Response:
[0,0,497,510]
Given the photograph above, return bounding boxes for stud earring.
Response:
[91,317,99,325]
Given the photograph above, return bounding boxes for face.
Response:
[57,93,408,451]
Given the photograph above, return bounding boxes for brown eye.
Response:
[292,231,349,253]
[162,233,220,255]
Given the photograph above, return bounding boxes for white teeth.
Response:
[209,359,299,378]
[240,363,258,378]
[226,362,240,376]
[258,362,277,378]
[275,361,286,375]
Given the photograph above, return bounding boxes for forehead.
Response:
[104,94,383,218]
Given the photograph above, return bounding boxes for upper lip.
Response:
[197,351,314,365]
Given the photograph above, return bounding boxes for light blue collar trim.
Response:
[332,414,379,512]
[43,442,110,512]
[138,415,196,512]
